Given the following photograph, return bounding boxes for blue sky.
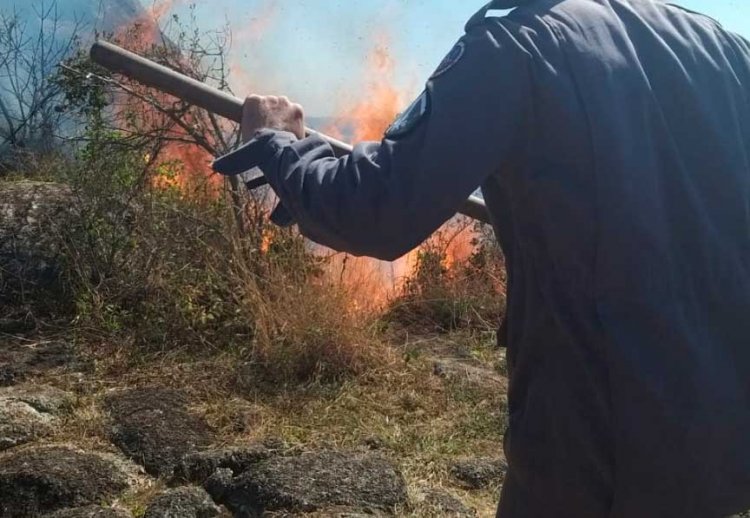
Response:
[151,1,750,116]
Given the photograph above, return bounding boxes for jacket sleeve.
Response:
[220,19,531,261]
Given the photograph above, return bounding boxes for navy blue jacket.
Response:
[215,1,750,515]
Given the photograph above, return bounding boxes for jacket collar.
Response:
[465,0,530,30]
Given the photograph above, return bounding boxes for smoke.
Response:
[246,0,279,38]
[323,31,403,142]
[144,0,181,21]
[227,0,281,94]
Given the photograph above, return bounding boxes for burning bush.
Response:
[386,220,506,334]
[5,10,391,384]
[35,124,388,383]
[4,2,505,384]
[233,243,392,384]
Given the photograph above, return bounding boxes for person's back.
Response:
[487,1,750,515]
[214,0,750,515]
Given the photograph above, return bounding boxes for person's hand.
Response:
[241,95,305,142]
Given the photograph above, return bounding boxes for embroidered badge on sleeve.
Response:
[430,40,466,80]
[384,90,430,140]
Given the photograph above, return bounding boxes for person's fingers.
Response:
[244,95,262,112]
[241,93,305,139]
[289,102,305,139]
[243,95,263,124]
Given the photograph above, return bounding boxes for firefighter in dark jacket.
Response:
[214,0,750,515]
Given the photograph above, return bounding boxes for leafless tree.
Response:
[58,6,266,233]
[0,1,84,161]
[61,4,271,239]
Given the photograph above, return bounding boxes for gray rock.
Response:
[45,506,132,517]
[105,388,214,477]
[416,489,475,516]
[449,457,507,490]
[0,446,129,517]
[273,507,382,517]
[205,451,408,516]
[174,445,275,483]
[0,182,73,299]
[0,340,87,387]
[204,468,235,505]
[0,384,74,451]
[143,487,220,518]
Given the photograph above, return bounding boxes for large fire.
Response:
[113,0,221,196]
[324,34,403,142]
[320,34,477,307]
[114,2,477,310]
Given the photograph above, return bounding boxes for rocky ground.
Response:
[0,181,509,517]
[0,331,508,517]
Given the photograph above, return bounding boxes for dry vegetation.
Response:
[20,329,506,517]
[2,155,505,516]
[4,140,508,515]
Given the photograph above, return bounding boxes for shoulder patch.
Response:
[384,90,430,140]
[430,41,466,80]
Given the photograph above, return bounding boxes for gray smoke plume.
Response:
[0,0,144,37]
[0,0,147,161]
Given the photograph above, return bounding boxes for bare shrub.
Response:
[0,2,83,167]
[230,236,391,383]
[40,11,387,384]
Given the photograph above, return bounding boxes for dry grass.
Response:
[19,326,507,516]
[227,233,394,383]
[385,224,506,336]
[33,329,504,517]
[27,143,391,384]
[4,147,509,516]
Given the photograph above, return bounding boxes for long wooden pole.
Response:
[89,40,491,224]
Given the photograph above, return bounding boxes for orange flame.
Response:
[114,6,479,310]
[318,35,426,309]
[260,228,274,254]
[319,34,481,310]
[325,34,402,142]
[110,0,226,197]
[151,143,218,195]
